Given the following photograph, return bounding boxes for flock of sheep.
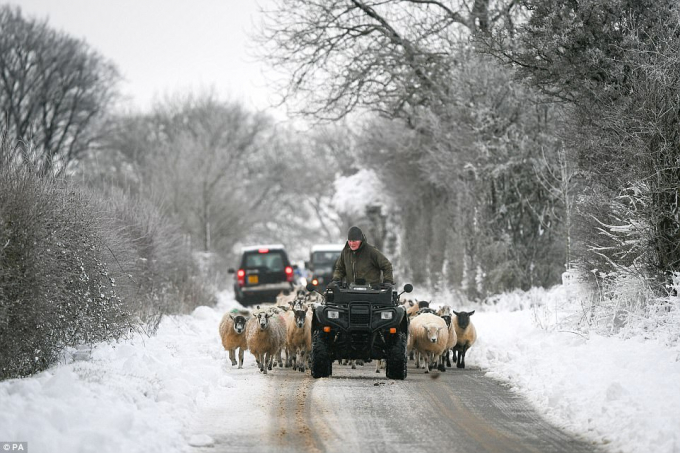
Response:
[401,300,477,373]
[218,286,477,376]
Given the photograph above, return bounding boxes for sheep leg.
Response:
[262,352,270,374]
[445,349,452,367]
[238,347,244,369]
[297,350,306,372]
[229,349,237,366]
[438,354,446,372]
[457,346,467,369]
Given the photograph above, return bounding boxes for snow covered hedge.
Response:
[0,159,211,380]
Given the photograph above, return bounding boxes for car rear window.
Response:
[243,251,287,271]
[313,251,341,264]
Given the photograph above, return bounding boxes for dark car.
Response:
[307,244,344,291]
[229,244,294,306]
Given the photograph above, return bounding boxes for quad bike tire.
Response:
[311,330,332,378]
[385,331,408,380]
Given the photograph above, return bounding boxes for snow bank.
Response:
[0,291,240,453]
[471,289,680,453]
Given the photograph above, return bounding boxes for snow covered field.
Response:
[1,286,678,453]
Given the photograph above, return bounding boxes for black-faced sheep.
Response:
[218,311,250,369]
[408,312,449,373]
[246,308,287,374]
[452,310,477,369]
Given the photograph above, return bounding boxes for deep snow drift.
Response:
[1,286,678,453]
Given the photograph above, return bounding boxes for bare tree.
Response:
[143,94,276,254]
[254,0,520,121]
[0,5,119,176]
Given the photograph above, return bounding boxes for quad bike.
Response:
[307,281,413,380]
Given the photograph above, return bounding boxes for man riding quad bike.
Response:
[307,280,413,379]
[308,226,412,379]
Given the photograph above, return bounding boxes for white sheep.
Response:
[436,305,457,368]
[408,312,449,373]
[246,307,287,374]
[284,300,312,372]
[452,310,477,369]
[401,298,419,361]
[275,290,296,312]
[218,311,250,369]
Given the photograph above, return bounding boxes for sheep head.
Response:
[424,325,442,343]
[232,315,248,334]
[256,312,271,330]
[453,310,475,329]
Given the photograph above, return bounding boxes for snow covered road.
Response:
[188,359,600,453]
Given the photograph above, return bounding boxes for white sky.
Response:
[12,0,285,116]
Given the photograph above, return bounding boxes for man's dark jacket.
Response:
[332,234,394,285]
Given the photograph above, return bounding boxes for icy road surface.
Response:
[189,359,602,453]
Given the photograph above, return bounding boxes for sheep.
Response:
[305,289,323,306]
[452,310,477,369]
[275,290,296,312]
[402,299,420,362]
[408,312,449,373]
[284,300,312,372]
[400,298,419,318]
[218,311,250,369]
[246,307,287,374]
[435,305,457,368]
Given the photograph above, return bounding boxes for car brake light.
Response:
[285,266,294,282]
[258,248,269,254]
[237,269,245,286]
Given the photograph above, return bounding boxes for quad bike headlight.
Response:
[327,310,340,319]
[381,311,393,320]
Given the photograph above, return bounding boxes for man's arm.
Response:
[375,249,394,284]
[332,252,346,282]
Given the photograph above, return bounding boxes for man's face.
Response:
[348,240,361,251]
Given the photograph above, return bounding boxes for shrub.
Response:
[0,163,128,379]
[0,143,213,379]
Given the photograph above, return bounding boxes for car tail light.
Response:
[285,266,294,282]
[237,269,245,286]
[258,248,269,254]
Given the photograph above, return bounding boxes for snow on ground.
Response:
[1,286,679,453]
